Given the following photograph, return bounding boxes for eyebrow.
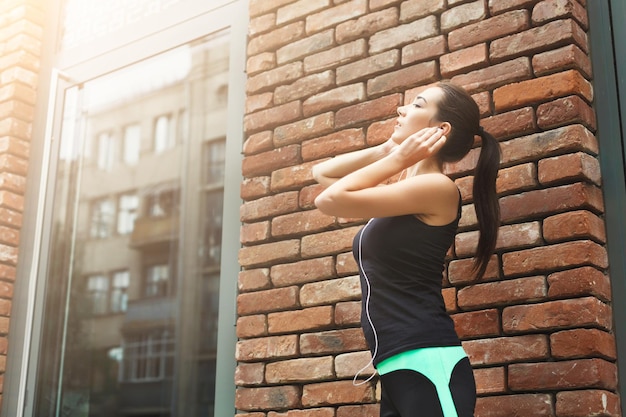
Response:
[415,96,428,104]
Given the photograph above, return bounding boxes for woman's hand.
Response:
[393,127,447,167]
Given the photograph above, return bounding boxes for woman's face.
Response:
[390,86,445,144]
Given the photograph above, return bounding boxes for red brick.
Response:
[500,124,598,166]
[275,0,330,25]
[441,0,486,32]
[302,129,365,162]
[335,94,402,129]
[442,287,457,313]
[494,70,592,112]
[247,62,303,95]
[556,390,621,417]
[272,161,317,189]
[335,351,375,379]
[490,19,587,63]
[456,222,542,257]
[547,266,612,302]
[0,191,23,213]
[537,95,596,130]
[286,409,335,417]
[271,209,335,238]
[496,163,537,195]
[543,209,605,244]
[399,0,446,22]
[463,334,549,366]
[303,84,366,117]
[458,276,547,309]
[266,356,334,383]
[301,276,360,306]
[239,239,301,268]
[448,10,529,51]
[474,367,506,395]
[246,92,273,114]
[532,44,592,78]
[481,107,536,140]
[0,99,35,120]
[236,335,298,361]
[247,52,276,76]
[368,15,437,54]
[240,191,300,222]
[235,385,300,411]
[249,13,276,37]
[268,306,334,334]
[0,83,36,106]
[365,119,395,146]
[300,328,367,354]
[452,309,500,339]
[305,0,367,34]
[248,0,294,17]
[304,39,367,73]
[509,359,617,391]
[243,131,273,156]
[241,177,271,201]
[448,255,500,284]
[300,183,325,209]
[499,183,603,224]
[244,101,302,134]
[551,328,616,360]
[451,57,531,94]
[275,70,335,105]
[440,43,488,78]
[237,315,268,338]
[238,286,299,315]
[302,380,375,407]
[476,394,553,417]
[276,29,334,65]
[0,172,26,194]
[401,35,447,66]
[275,115,334,149]
[235,362,265,386]
[335,301,361,326]
[247,21,305,55]
[336,252,358,275]
[301,226,362,257]
[336,50,399,85]
[0,281,13,299]
[532,0,588,29]
[0,118,32,143]
[370,0,402,10]
[0,153,27,176]
[502,296,613,333]
[367,61,437,96]
[335,8,398,44]
[0,208,21,229]
[271,257,336,287]
[336,404,379,417]
[241,221,270,244]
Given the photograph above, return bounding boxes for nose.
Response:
[397,105,406,116]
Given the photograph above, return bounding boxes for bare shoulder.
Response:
[406,173,459,225]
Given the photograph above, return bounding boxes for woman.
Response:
[312,82,500,417]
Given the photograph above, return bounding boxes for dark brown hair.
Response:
[435,82,501,280]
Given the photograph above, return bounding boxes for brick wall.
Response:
[238,0,618,416]
[0,0,45,408]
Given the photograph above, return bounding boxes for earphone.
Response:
[352,218,379,386]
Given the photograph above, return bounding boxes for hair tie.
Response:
[478,126,485,136]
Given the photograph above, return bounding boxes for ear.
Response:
[438,122,452,136]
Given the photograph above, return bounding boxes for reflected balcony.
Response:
[130,214,179,247]
[123,296,176,331]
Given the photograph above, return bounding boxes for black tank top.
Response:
[353,207,461,366]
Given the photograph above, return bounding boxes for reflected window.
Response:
[144,264,170,298]
[204,192,223,268]
[122,331,175,382]
[87,274,109,315]
[90,198,115,238]
[117,193,138,234]
[147,188,179,217]
[111,270,130,313]
[97,131,115,170]
[204,139,226,184]
[123,123,141,165]
[154,114,175,152]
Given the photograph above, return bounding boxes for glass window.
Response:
[96,131,115,170]
[123,123,141,165]
[34,32,233,417]
[90,198,115,238]
[87,274,109,315]
[117,193,138,234]
[111,270,130,313]
[154,114,175,152]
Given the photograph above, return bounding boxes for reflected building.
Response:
[39,35,229,417]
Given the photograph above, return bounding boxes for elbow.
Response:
[314,190,339,216]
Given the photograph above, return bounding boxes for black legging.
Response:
[379,357,476,417]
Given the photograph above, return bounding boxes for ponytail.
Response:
[472,127,501,280]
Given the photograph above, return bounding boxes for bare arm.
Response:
[311,139,397,187]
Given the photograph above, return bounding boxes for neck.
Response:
[415,157,443,175]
